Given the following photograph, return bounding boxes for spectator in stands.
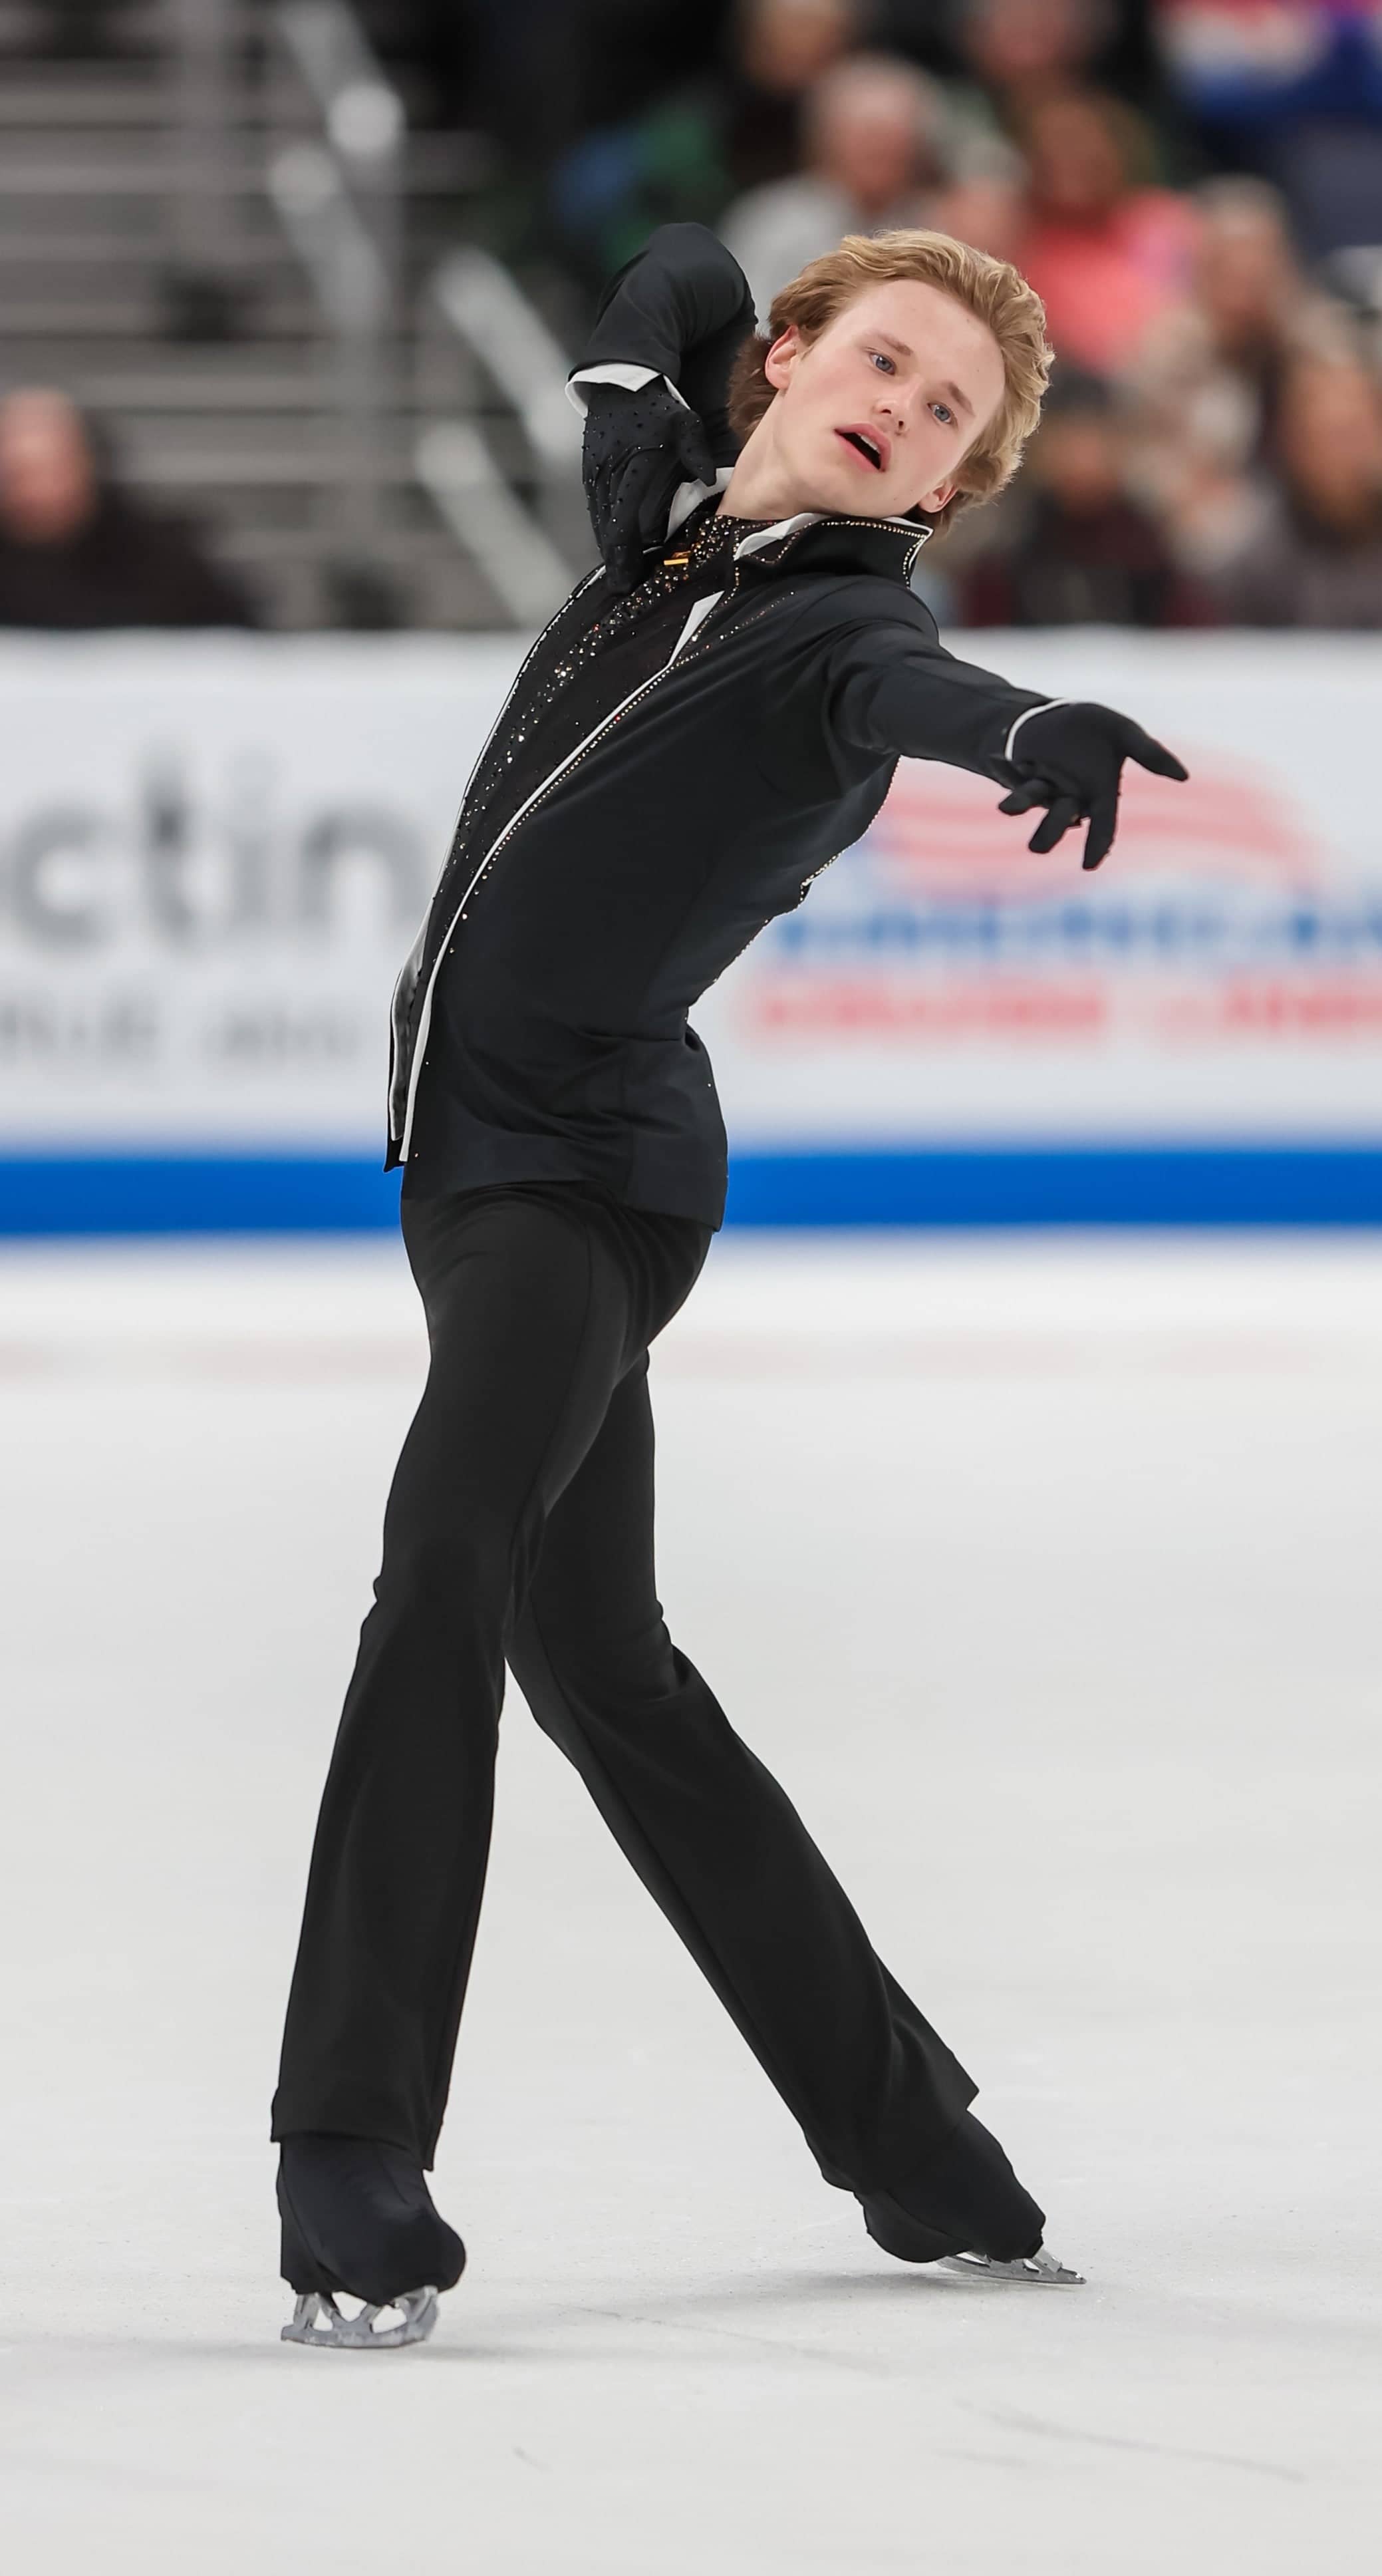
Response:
[952,0,1112,117]
[722,0,867,194]
[547,0,864,288]
[885,0,1166,122]
[1136,180,1350,468]
[1129,178,1359,578]
[928,170,1028,262]
[1155,0,1382,255]
[0,389,257,629]
[1207,353,1382,625]
[956,365,1208,625]
[721,53,996,319]
[1013,87,1198,373]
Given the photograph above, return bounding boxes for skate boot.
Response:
[860,2109,1083,2285]
[277,2133,466,2348]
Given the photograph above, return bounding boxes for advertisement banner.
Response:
[1,630,1381,1226]
[0,636,510,1152]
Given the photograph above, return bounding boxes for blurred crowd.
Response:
[502,0,1382,629]
[5,0,1382,630]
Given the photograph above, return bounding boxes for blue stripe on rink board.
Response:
[0,1156,404,1235]
[725,1146,1382,1227]
[4,1146,1382,1233]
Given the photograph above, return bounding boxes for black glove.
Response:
[999,700,1188,871]
[581,378,718,591]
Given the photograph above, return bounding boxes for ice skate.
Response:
[277,2134,465,2350]
[861,2108,1081,2280]
[281,2285,442,2348]
[935,2245,1084,2285]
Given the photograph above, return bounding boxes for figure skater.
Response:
[272,222,1185,2346]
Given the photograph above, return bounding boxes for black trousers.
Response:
[273,1184,976,2189]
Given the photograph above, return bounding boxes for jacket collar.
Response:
[730,508,931,585]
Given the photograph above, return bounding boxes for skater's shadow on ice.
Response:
[9,2269,1057,2384]
[424,2265,996,2378]
[423,2263,979,2357]
[579,2264,976,2321]
[10,2266,1016,2374]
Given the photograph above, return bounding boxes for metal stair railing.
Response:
[416,244,586,625]
[263,0,404,564]
[164,0,242,328]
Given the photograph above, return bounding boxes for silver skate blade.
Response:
[937,2247,1085,2285]
[281,2287,440,2348]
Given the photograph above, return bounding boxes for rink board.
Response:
[5,1146,1382,1233]
[1,630,1380,1229]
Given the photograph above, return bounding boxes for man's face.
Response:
[1199,212,1292,346]
[1034,410,1123,515]
[815,80,932,214]
[742,0,855,94]
[1026,96,1125,221]
[1280,363,1382,521]
[761,277,1006,519]
[0,390,96,543]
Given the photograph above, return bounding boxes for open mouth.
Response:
[836,428,887,472]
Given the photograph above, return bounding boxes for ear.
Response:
[916,480,956,514]
[763,324,803,395]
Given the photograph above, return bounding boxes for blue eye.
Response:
[869,350,895,374]
[932,402,955,426]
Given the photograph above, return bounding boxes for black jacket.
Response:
[388,224,1047,1225]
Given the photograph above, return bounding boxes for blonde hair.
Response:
[728,230,1053,534]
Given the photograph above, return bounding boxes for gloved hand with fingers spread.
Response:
[581,379,719,591]
[999,700,1188,870]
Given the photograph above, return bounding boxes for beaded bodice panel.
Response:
[444,500,777,886]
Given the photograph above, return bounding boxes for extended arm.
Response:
[829,623,1187,870]
[568,224,757,589]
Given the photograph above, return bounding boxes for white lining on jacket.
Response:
[395,588,724,1164]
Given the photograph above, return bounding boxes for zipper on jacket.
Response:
[386,566,603,1136]
[396,584,728,1161]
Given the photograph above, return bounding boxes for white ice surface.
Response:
[0,1231,1378,2572]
